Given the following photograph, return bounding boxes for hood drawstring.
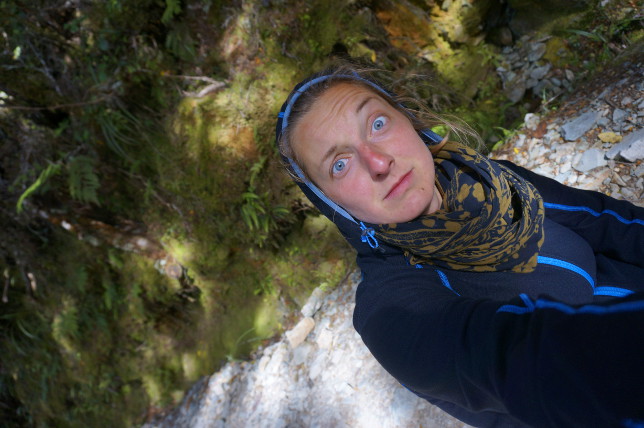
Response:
[360,222,379,249]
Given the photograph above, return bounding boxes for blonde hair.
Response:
[277,60,482,180]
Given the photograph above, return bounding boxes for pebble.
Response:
[300,286,326,317]
[528,43,547,62]
[598,131,622,143]
[597,116,610,127]
[620,187,639,200]
[561,111,600,141]
[613,108,628,123]
[285,317,315,349]
[635,164,644,177]
[505,78,526,103]
[530,64,551,80]
[621,141,644,162]
[524,113,540,130]
[496,36,568,104]
[607,128,644,161]
[574,148,607,172]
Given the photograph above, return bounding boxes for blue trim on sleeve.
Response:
[435,269,460,296]
[498,293,644,315]
[543,202,644,226]
[497,294,535,314]
[594,286,634,298]
[537,256,595,288]
[623,419,644,428]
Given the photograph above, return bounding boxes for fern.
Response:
[16,162,62,213]
[66,266,88,293]
[97,109,133,158]
[67,156,100,205]
[161,0,181,24]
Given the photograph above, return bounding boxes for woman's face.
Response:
[291,82,442,224]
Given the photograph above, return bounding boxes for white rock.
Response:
[316,328,334,349]
[524,113,540,130]
[285,317,315,349]
[620,187,639,200]
[307,352,327,381]
[555,171,571,184]
[574,148,607,173]
[607,128,644,161]
[567,173,579,185]
[634,164,644,177]
[291,342,313,366]
[559,162,571,174]
[300,286,326,317]
[621,132,644,162]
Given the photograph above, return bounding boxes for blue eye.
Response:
[332,158,347,175]
[372,116,387,132]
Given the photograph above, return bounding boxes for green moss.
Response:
[436,46,495,99]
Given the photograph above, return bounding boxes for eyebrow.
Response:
[356,95,376,114]
[321,144,339,169]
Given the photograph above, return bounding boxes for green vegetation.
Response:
[0,0,640,426]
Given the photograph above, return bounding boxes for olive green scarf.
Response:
[375,141,545,273]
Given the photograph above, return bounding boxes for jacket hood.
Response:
[275,71,443,256]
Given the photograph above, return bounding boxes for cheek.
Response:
[330,177,373,213]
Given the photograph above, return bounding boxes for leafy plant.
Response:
[67,156,101,205]
[240,157,290,248]
[225,327,259,362]
[16,163,62,214]
[162,0,182,25]
[565,28,608,43]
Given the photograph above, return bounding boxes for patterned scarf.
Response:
[374,141,545,273]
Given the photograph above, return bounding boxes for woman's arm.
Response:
[495,160,644,268]
[355,267,644,427]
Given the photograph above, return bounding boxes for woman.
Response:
[275,63,644,428]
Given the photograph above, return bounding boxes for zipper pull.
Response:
[360,222,379,249]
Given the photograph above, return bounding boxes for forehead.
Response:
[293,82,387,138]
[312,81,385,116]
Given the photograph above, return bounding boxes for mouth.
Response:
[384,170,412,200]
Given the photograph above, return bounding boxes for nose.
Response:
[360,144,393,179]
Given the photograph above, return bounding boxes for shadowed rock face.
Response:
[507,0,591,34]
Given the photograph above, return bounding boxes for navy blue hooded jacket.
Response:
[313,159,644,428]
[276,76,644,428]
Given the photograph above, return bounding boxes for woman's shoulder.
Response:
[352,255,461,331]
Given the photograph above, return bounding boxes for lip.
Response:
[384,170,412,200]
